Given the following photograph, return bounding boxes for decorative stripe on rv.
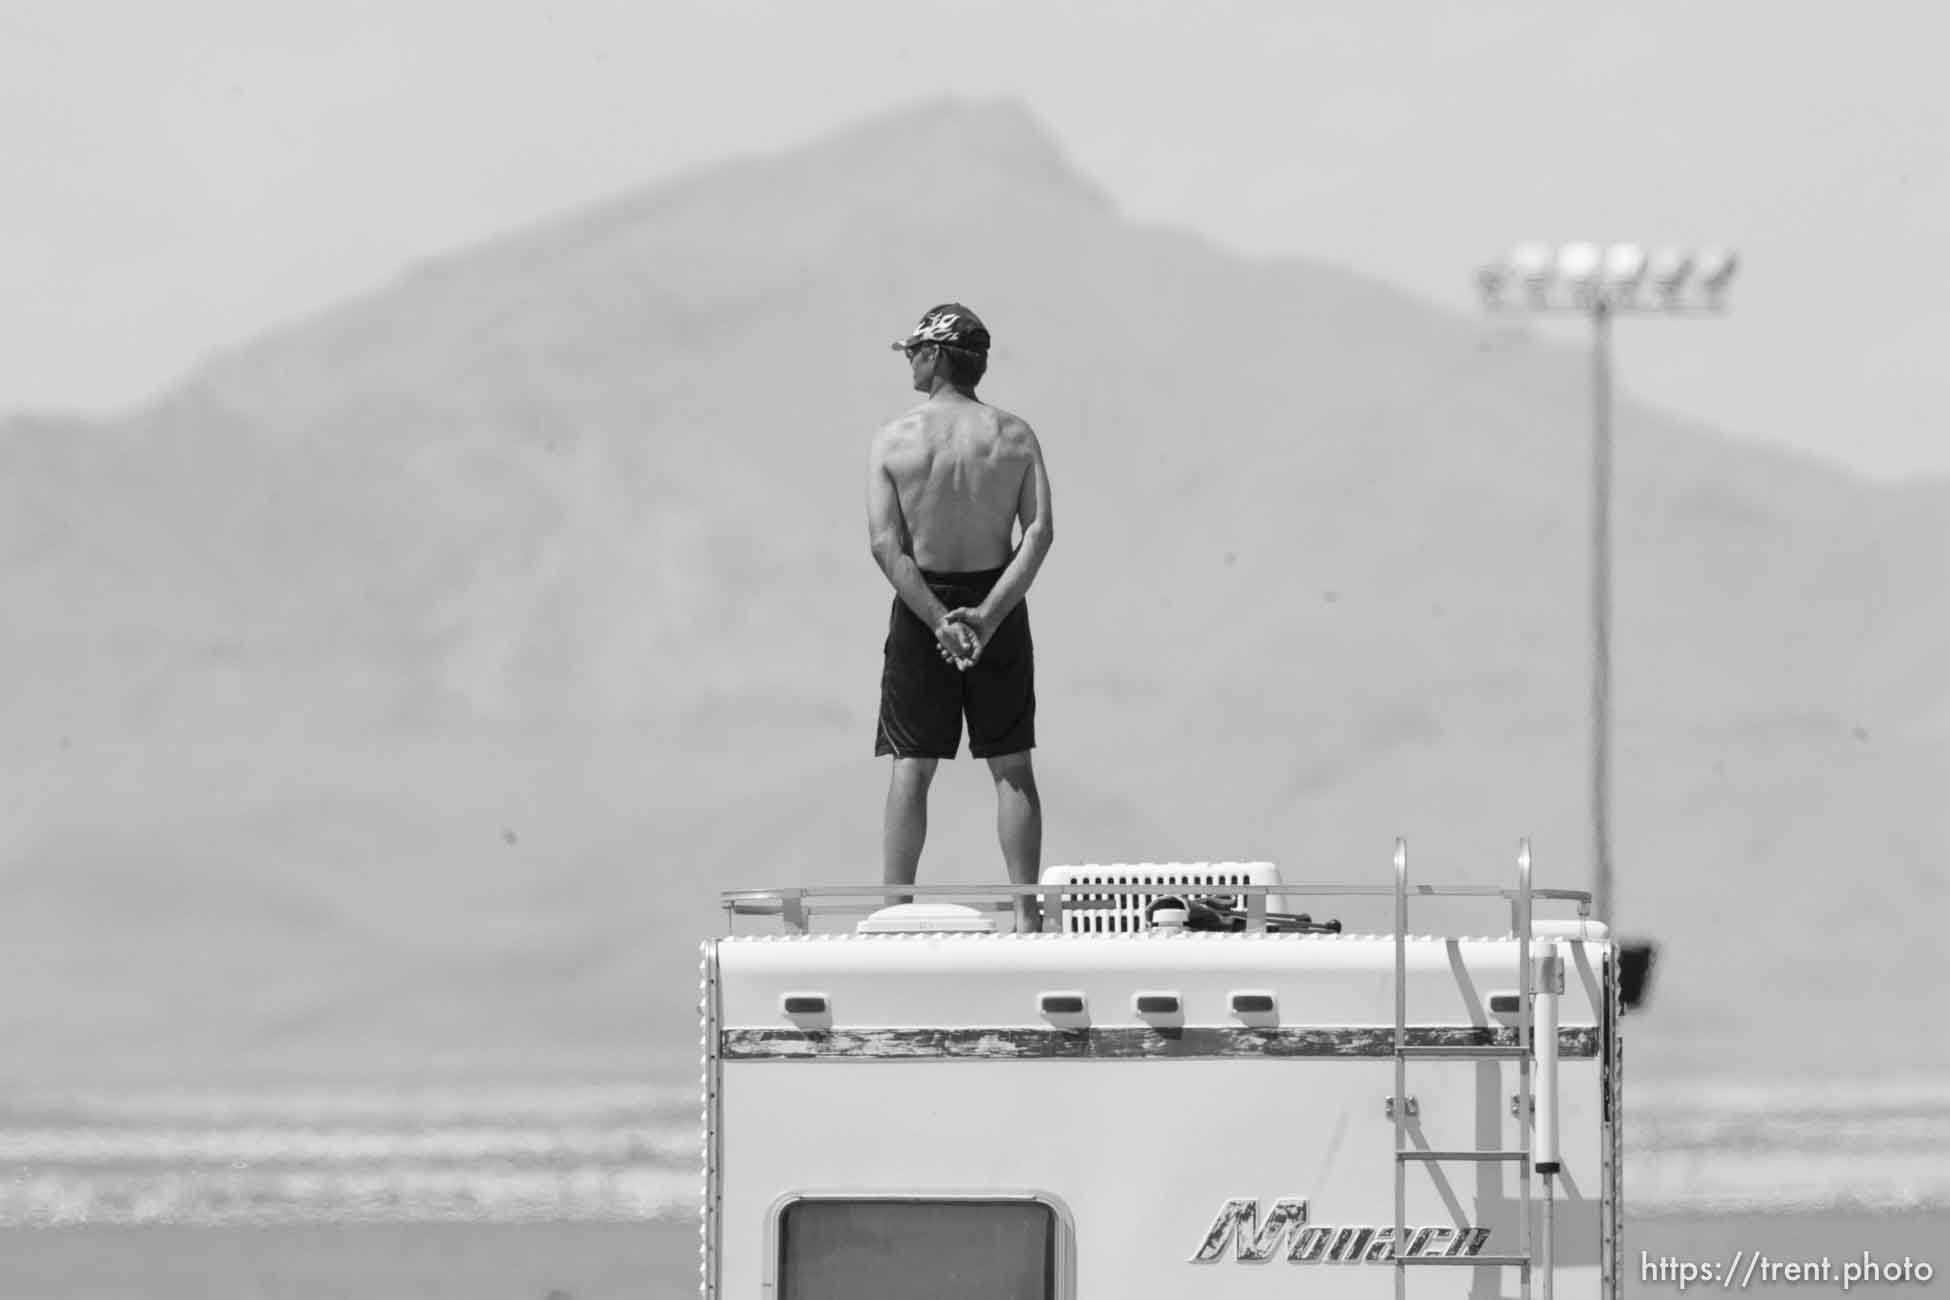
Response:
[719,1025,1600,1061]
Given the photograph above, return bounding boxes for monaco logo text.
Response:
[1192,1198,1491,1265]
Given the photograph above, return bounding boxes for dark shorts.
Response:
[874,565,1036,760]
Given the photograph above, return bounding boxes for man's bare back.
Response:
[874,396,1038,573]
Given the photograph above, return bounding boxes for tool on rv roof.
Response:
[1144,895,1343,935]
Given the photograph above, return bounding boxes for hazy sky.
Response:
[5,1,1947,480]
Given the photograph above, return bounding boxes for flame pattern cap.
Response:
[891,303,991,353]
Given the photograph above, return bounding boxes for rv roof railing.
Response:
[719,881,1593,936]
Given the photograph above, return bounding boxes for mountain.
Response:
[1,97,1943,1086]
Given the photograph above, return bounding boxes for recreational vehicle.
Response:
[700,843,1621,1298]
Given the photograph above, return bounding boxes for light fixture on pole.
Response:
[1475,242,1736,997]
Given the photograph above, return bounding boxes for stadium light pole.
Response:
[1476,244,1737,933]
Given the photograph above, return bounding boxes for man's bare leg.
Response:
[986,750,1042,932]
[882,756,938,907]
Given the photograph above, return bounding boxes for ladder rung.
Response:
[1398,1254,1532,1268]
[1397,1045,1529,1059]
[1397,1149,1527,1163]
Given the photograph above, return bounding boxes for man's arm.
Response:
[968,424,1054,625]
[866,430,955,630]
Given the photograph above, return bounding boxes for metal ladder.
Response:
[1392,839,1539,1300]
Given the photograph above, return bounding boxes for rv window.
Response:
[778,1198,1057,1300]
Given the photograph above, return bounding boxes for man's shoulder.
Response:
[870,407,929,451]
[982,404,1037,446]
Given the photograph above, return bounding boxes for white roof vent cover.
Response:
[856,902,997,934]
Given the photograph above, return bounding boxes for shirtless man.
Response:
[866,304,1054,931]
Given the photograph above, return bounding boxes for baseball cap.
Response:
[890,303,991,354]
